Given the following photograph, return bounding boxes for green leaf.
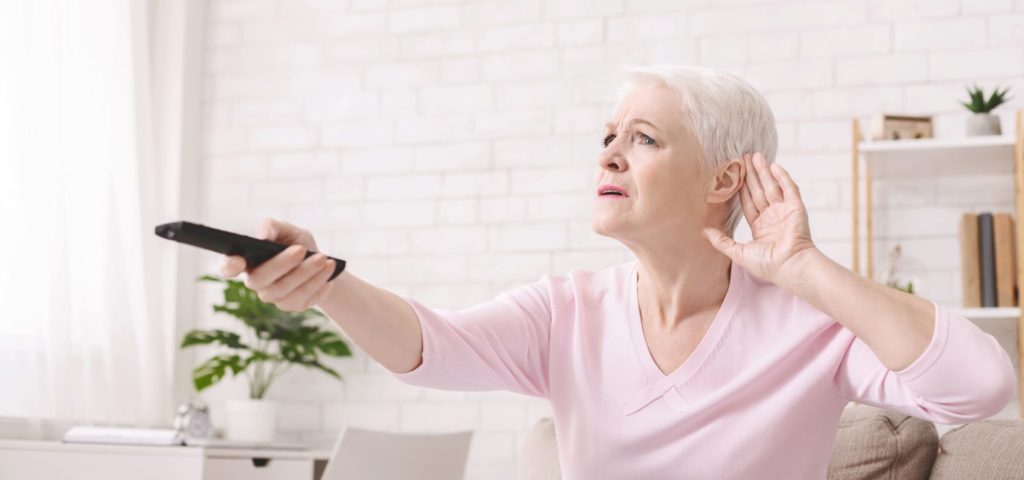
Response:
[190,271,353,393]
[985,86,1012,112]
[192,354,243,392]
[306,360,341,380]
[181,329,250,349]
[963,85,1013,114]
[315,330,351,357]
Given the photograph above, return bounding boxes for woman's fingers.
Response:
[224,218,332,312]
[305,278,335,310]
[257,252,329,303]
[258,217,280,241]
[739,180,759,224]
[753,152,784,205]
[259,217,314,248]
[220,255,247,278]
[771,162,802,203]
[743,153,769,212]
[290,259,337,309]
[244,244,306,291]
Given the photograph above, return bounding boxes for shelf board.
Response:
[858,135,1016,178]
[950,307,1020,320]
[859,135,1015,153]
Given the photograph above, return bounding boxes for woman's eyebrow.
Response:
[604,118,660,132]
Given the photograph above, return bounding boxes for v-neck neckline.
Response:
[627,258,743,386]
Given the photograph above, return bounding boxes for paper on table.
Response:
[62,426,184,446]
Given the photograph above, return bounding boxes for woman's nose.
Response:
[598,142,627,172]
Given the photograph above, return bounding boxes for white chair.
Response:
[320,427,474,480]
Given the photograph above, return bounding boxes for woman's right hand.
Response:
[220,218,337,312]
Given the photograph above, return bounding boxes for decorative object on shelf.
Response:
[869,114,934,141]
[174,398,213,440]
[181,275,352,442]
[962,85,1011,136]
[882,243,923,295]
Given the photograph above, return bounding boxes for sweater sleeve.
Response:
[384,275,555,399]
[832,300,1017,424]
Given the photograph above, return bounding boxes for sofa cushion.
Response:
[519,405,947,480]
[519,417,561,480]
[929,419,1024,479]
[827,404,938,480]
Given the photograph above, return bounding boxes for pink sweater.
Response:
[389,259,1017,479]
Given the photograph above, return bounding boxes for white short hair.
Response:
[613,64,778,237]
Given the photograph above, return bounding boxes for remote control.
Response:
[154,221,346,281]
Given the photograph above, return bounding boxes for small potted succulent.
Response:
[182,275,351,442]
[961,85,1012,136]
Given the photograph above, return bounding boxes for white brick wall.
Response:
[195,0,1024,478]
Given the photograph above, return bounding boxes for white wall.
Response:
[193,0,1024,478]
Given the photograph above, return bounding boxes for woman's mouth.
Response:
[597,185,629,198]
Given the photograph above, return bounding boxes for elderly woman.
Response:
[220,65,1016,478]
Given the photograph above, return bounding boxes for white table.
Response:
[0,440,332,480]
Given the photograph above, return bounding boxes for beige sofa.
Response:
[519,404,1024,479]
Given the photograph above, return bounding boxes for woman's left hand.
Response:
[702,152,819,287]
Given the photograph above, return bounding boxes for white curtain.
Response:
[0,0,181,428]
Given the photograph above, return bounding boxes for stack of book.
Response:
[959,212,1018,307]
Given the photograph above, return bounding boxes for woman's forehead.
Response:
[607,85,682,131]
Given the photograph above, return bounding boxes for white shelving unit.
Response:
[851,111,1024,416]
[952,307,1021,320]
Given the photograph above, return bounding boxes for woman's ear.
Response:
[705,156,745,204]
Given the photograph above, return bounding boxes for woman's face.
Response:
[592,82,725,244]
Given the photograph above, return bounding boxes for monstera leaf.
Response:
[181,275,351,399]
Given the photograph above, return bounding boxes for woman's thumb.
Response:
[258,217,280,241]
[702,228,740,260]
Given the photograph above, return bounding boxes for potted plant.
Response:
[961,85,1012,136]
[181,274,352,442]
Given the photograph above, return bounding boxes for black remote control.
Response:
[154,221,346,281]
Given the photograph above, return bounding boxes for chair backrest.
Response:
[519,417,562,480]
[321,427,474,480]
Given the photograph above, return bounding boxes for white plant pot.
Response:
[966,113,1002,136]
[224,398,277,443]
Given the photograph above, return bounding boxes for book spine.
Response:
[978,212,997,307]
[960,213,981,307]
[993,213,1017,307]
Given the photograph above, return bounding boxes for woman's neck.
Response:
[633,241,732,331]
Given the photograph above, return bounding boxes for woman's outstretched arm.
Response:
[222,218,554,397]
[314,268,555,397]
[316,270,426,374]
[220,218,423,374]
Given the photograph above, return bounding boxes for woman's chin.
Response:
[590,216,622,238]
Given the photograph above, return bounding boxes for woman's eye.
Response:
[602,132,655,148]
